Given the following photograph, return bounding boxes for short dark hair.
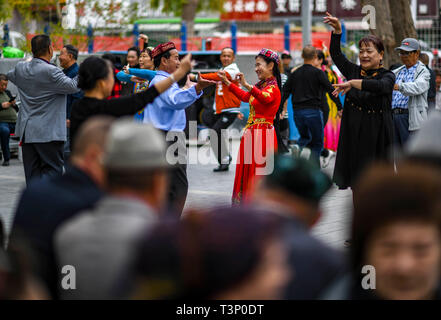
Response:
[302,45,317,60]
[127,46,141,58]
[102,53,117,67]
[221,47,235,56]
[31,34,51,57]
[0,74,8,81]
[153,50,172,69]
[281,53,292,59]
[78,56,113,91]
[141,47,153,59]
[351,163,441,273]
[316,50,327,66]
[359,35,385,53]
[419,52,429,66]
[64,44,78,60]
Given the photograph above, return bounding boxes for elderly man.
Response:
[0,74,18,166]
[7,35,80,182]
[58,44,83,161]
[392,38,430,148]
[55,119,170,299]
[10,116,112,298]
[143,41,214,215]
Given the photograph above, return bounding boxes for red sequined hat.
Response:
[151,42,176,59]
[258,48,280,64]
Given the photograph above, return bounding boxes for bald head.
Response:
[302,45,318,61]
[71,116,114,158]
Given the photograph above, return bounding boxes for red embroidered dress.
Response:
[229,77,281,205]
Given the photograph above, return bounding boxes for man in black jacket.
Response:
[9,116,113,298]
[281,46,342,168]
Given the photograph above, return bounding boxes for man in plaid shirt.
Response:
[392,38,430,149]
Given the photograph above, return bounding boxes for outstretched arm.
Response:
[324,12,359,79]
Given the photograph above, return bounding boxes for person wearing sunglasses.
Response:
[391,38,430,156]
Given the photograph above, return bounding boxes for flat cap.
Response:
[103,118,169,170]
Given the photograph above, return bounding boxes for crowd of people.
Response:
[0,12,441,300]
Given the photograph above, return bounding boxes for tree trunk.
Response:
[361,0,397,68]
[181,0,199,39]
[388,0,417,47]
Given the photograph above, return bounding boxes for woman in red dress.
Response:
[218,49,282,205]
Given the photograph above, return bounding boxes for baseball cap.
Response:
[103,118,169,170]
[395,38,420,52]
[281,50,292,59]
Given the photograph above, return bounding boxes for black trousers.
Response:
[22,141,64,184]
[208,112,237,165]
[162,131,188,217]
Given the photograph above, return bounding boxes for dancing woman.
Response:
[218,49,281,205]
[324,13,395,190]
[117,47,156,121]
[69,54,193,147]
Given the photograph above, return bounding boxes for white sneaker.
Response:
[321,150,336,168]
[300,147,311,159]
[289,144,301,157]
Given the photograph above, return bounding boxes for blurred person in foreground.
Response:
[405,108,441,169]
[251,155,346,299]
[322,163,441,299]
[10,116,113,298]
[55,118,170,299]
[1,232,49,299]
[129,209,290,299]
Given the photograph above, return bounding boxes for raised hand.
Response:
[236,72,252,91]
[332,82,351,97]
[323,12,342,34]
[123,64,130,74]
[139,34,148,43]
[179,54,194,74]
[196,72,216,89]
[217,70,229,85]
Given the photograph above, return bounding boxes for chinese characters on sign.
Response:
[222,0,438,21]
[221,0,270,21]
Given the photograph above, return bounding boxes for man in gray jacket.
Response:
[392,38,430,149]
[7,35,79,182]
[55,118,170,299]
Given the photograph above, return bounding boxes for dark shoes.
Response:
[213,164,229,172]
[2,160,9,166]
[213,155,232,172]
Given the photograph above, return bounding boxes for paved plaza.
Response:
[0,140,352,250]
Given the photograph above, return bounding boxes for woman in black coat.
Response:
[324,13,396,190]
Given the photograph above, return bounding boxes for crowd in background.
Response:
[0,12,441,300]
